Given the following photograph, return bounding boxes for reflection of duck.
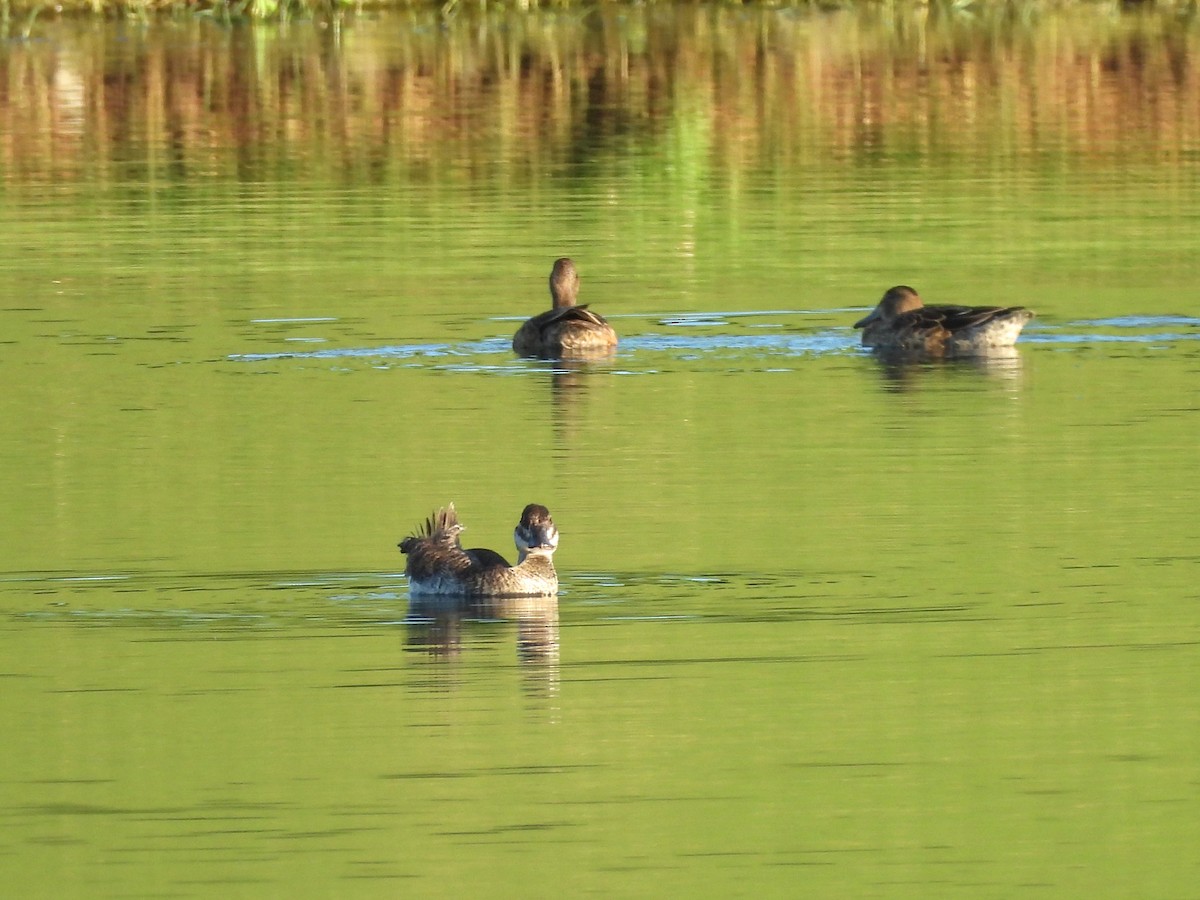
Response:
[854,286,1033,356]
[871,346,1025,393]
[513,258,618,358]
[399,503,559,597]
[405,595,559,695]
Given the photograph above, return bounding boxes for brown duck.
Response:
[854,285,1034,356]
[512,258,618,358]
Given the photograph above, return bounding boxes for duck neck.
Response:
[519,548,555,568]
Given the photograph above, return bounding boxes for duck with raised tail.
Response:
[399,503,559,597]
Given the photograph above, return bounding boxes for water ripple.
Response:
[1026,314,1200,346]
[226,312,1200,369]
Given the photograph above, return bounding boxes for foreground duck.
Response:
[399,503,559,597]
[854,285,1034,356]
[512,258,618,358]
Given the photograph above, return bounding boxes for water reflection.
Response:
[404,593,560,695]
[864,345,1026,392]
[2,6,1196,185]
[542,356,615,448]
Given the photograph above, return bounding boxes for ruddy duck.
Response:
[854,285,1034,356]
[399,503,559,597]
[512,258,619,358]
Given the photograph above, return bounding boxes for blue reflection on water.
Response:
[227,312,1200,366]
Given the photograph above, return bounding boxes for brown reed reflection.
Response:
[1,6,1196,187]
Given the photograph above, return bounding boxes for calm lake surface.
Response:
[2,4,1199,896]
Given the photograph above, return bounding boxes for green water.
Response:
[2,5,1199,897]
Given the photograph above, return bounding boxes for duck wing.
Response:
[907,304,1026,331]
[565,304,611,327]
[534,304,610,329]
[466,547,511,570]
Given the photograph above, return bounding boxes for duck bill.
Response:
[528,527,557,549]
[853,308,881,329]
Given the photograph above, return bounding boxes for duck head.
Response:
[515,503,559,560]
[854,285,923,328]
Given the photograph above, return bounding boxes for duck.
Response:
[512,258,619,358]
[399,503,559,597]
[854,285,1034,356]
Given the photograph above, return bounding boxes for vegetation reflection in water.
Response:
[3,5,1199,179]
[1,4,1199,898]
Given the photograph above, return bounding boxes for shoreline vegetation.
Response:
[1,0,1198,24]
